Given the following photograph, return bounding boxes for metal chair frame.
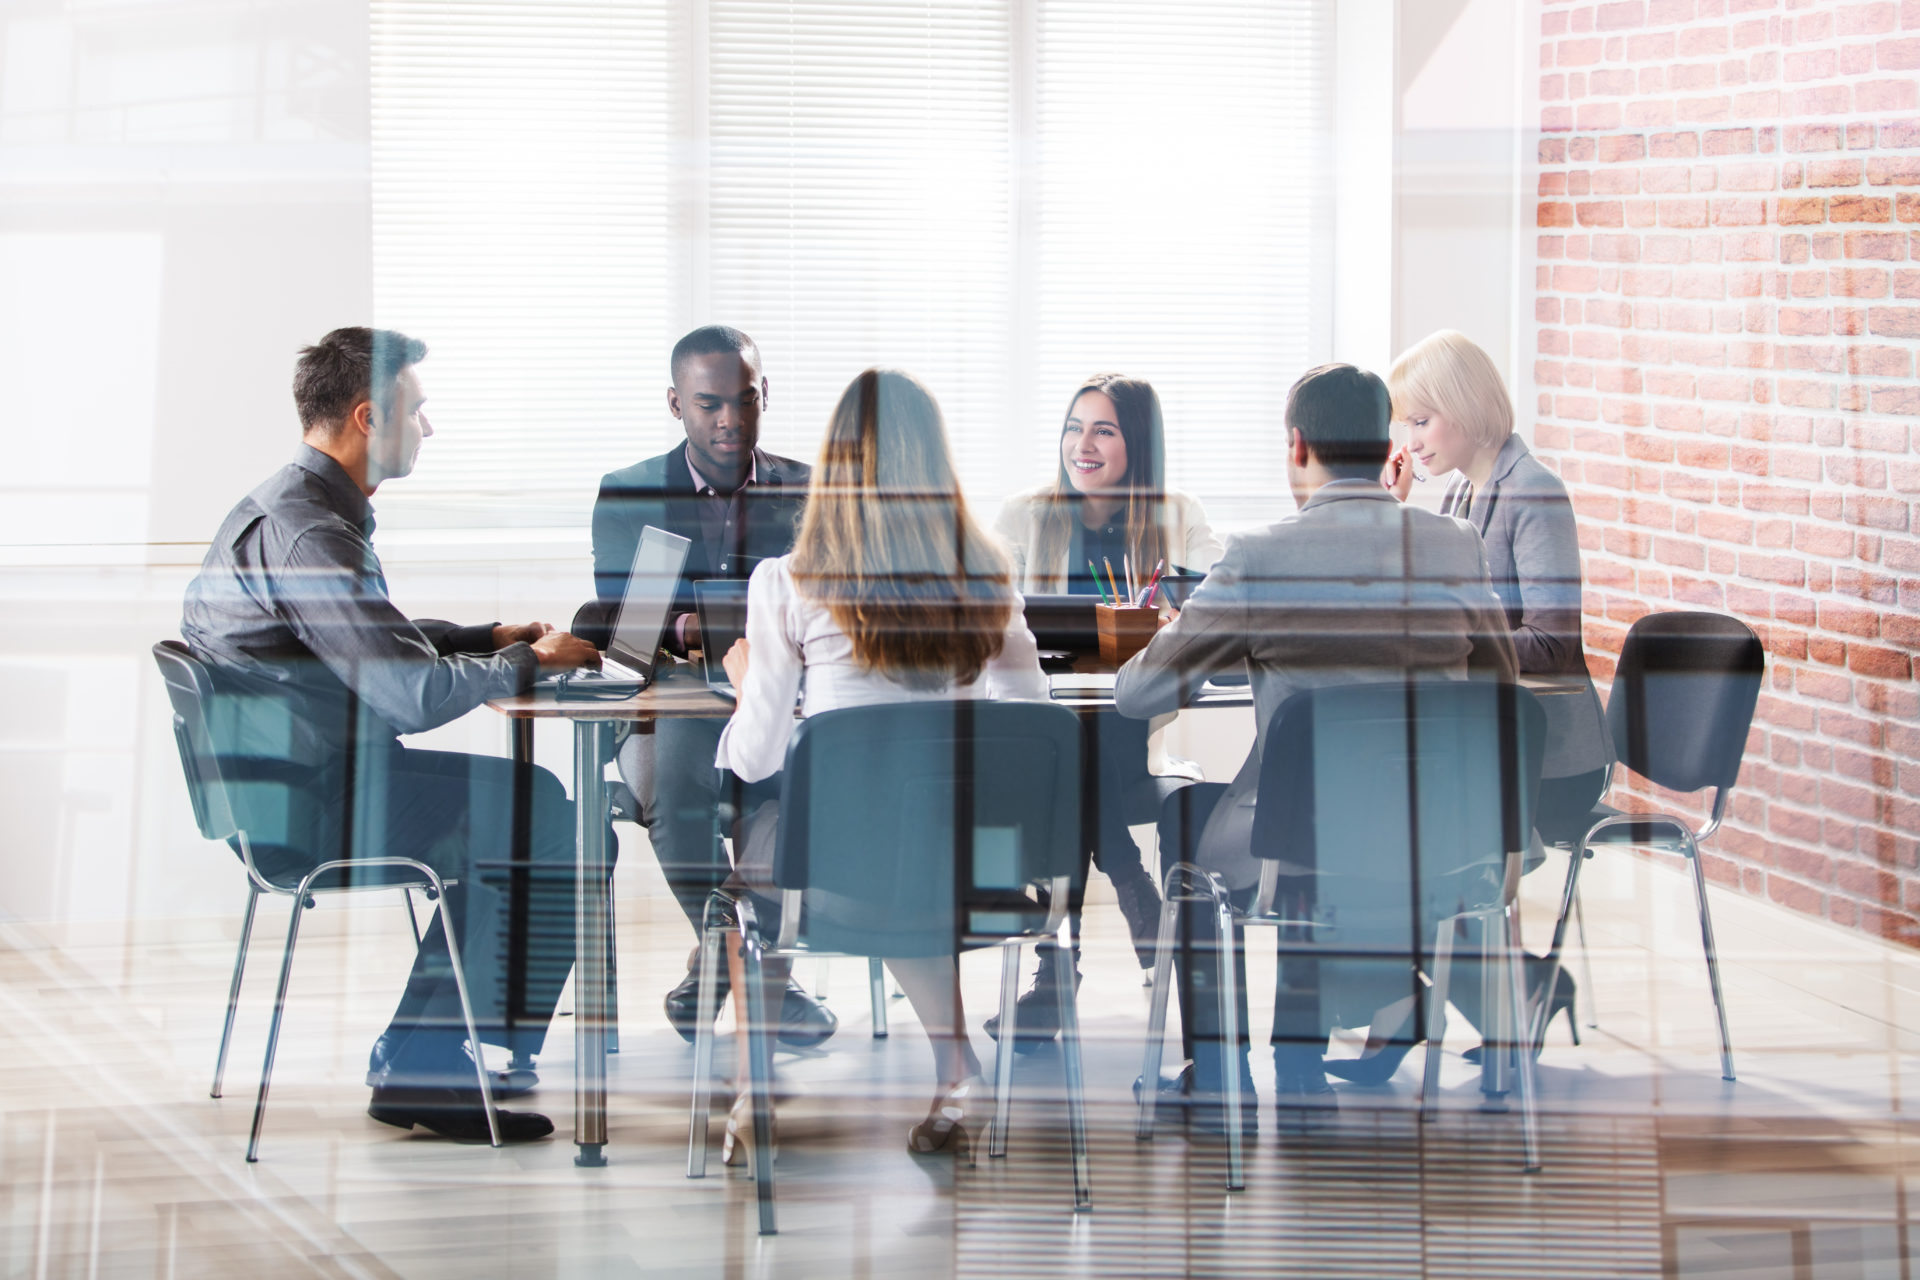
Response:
[154,641,502,1160]
[686,877,1090,1235]
[1135,855,1541,1189]
[1533,778,1738,1080]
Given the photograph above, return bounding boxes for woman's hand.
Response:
[1380,446,1415,502]
[722,637,751,688]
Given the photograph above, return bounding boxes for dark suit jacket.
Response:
[582,445,811,648]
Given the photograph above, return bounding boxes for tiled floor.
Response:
[5,831,1920,1278]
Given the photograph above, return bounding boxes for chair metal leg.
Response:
[428,873,502,1149]
[1504,903,1543,1173]
[1421,918,1455,1123]
[1053,920,1092,1212]
[686,922,726,1178]
[742,934,779,1235]
[1572,884,1597,1029]
[1479,911,1510,1101]
[1682,831,1737,1082]
[1214,895,1245,1192]
[1532,845,1591,1053]
[988,945,1020,1159]
[1135,877,1182,1141]
[868,956,888,1039]
[245,893,310,1162]
[402,888,423,950]
[212,886,260,1099]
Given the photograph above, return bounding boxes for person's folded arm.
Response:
[275,529,535,734]
[714,562,805,784]
[1113,543,1250,719]
[1504,489,1584,674]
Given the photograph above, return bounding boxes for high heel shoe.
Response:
[1323,1008,1422,1086]
[1463,964,1579,1064]
[908,1076,982,1161]
[721,1092,777,1174]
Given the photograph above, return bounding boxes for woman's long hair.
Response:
[1026,374,1170,592]
[788,369,1015,690]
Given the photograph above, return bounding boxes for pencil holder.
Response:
[1096,604,1162,667]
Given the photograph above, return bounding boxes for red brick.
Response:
[1858,79,1920,111]
[1846,230,1908,259]
[1539,202,1576,228]
[1881,35,1920,67]
[1778,196,1828,225]
[1869,305,1920,336]
[1832,195,1895,222]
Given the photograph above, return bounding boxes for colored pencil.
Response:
[1103,557,1121,604]
[1088,559,1112,604]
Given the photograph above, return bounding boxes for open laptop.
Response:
[545,525,691,691]
[692,578,750,699]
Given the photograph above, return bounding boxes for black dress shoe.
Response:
[983,949,1077,1055]
[664,967,727,1043]
[368,1084,554,1143]
[1132,1061,1196,1111]
[776,981,838,1048]
[1274,1047,1338,1110]
[365,1033,537,1097]
[663,969,838,1048]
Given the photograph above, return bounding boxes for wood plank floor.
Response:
[5,837,1920,1279]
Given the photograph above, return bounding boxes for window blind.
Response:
[370,1,672,527]
[701,0,1014,496]
[1032,0,1330,529]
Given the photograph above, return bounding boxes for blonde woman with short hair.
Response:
[1328,330,1610,1085]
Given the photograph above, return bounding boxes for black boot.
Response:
[982,944,1079,1055]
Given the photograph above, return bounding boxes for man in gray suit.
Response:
[1115,363,1517,1124]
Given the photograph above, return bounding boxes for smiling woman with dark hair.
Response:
[988,374,1224,1047]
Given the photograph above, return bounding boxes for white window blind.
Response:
[1032,1,1330,528]
[368,1,1332,527]
[370,1,672,528]
[702,0,1013,496]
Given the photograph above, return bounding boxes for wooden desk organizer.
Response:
[1095,604,1163,667]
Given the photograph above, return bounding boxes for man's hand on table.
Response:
[494,621,553,649]
[531,631,602,672]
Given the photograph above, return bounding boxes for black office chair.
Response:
[151,640,502,1159]
[1137,680,1549,1187]
[685,700,1091,1235]
[1532,611,1764,1081]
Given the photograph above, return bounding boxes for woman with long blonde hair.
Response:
[712,368,1048,1165]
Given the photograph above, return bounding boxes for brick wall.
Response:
[1532,0,1920,942]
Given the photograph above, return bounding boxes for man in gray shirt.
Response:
[182,327,599,1143]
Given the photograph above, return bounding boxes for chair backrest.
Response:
[771,700,1082,958]
[152,640,239,842]
[1607,611,1764,795]
[1251,679,1546,924]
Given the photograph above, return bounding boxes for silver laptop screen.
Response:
[610,526,692,674]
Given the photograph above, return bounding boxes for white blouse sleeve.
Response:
[1176,491,1225,574]
[714,559,806,783]
[985,605,1051,702]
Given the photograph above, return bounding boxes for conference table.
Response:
[489,662,1583,1167]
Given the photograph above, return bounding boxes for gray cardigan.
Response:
[1443,435,1611,778]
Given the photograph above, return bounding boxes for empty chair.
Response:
[1138,680,1548,1187]
[1532,611,1765,1080]
[686,700,1091,1235]
[152,640,501,1159]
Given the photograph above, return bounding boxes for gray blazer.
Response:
[1442,435,1610,778]
[1114,481,1520,890]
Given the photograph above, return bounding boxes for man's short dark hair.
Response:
[293,327,428,433]
[670,324,760,386]
[1285,363,1392,478]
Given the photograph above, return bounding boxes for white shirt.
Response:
[715,556,1051,783]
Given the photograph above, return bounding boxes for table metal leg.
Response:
[574,718,613,1166]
